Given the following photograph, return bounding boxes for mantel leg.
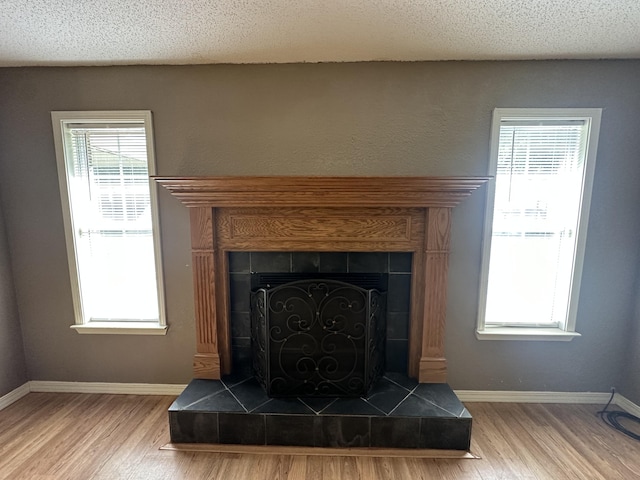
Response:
[190,207,221,379]
[419,207,451,383]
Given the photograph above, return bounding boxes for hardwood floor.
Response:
[1,392,639,479]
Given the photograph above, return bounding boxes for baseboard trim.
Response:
[29,381,187,396]
[0,383,31,410]
[456,390,640,413]
[455,390,611,404]
[614,394,640,417]
[4,382,639,415]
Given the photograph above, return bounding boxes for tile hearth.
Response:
[169,369,472,450]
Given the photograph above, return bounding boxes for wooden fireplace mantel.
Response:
[156,176,488,383]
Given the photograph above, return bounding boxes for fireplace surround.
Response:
[156,176,488,383]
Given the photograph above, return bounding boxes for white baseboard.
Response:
[3,382,639,417]
[614,394,640,417]
[29,381,187,396]
[455,390,640,415]
[454,390,611,404]
[0,383,30,410]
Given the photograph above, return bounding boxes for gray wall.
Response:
[0,61,639,391]
[0,191,27,395]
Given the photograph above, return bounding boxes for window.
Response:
[52,111,166,334]
[477,108,601,340]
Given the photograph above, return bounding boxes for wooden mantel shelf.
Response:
[154,176,489,208]
[156,176,488,383]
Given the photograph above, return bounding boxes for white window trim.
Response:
[52,110,167,335]
[70,322,167,335]
[476,108,601,341]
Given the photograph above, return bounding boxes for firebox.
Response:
[250,273,387,397]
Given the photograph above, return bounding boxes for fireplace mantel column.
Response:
[419,207,452,383]
[189,207,222,378]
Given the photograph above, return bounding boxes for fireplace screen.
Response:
[251,273,387,397]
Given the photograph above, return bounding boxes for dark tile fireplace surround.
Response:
[231,251,412,374]
[158,176,488,450]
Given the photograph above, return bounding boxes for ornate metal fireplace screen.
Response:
[251,273,387,397]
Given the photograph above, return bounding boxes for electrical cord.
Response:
[597,388,640,441]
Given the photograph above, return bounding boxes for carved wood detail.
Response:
[216,207,423,251]
[228,215,411,242]
[158,176,488,382]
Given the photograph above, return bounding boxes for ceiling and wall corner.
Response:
[0,0,639,66]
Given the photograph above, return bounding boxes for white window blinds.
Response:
[484,119,590,327]
[64,122,160,322]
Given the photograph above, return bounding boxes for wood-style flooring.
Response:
[1,392,639,479]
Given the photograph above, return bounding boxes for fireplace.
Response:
[156,176,488,383]
[161,176,488,449]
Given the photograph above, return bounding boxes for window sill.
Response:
[70,322,168,335]
[475,327,580,341]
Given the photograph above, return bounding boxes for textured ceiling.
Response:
[1,0,639,66]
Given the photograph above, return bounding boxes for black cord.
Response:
[597,388,640,441]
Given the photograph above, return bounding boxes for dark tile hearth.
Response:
[169,373,472,450]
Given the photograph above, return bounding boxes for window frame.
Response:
[52,110,167,335]
[476,108,602,341]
